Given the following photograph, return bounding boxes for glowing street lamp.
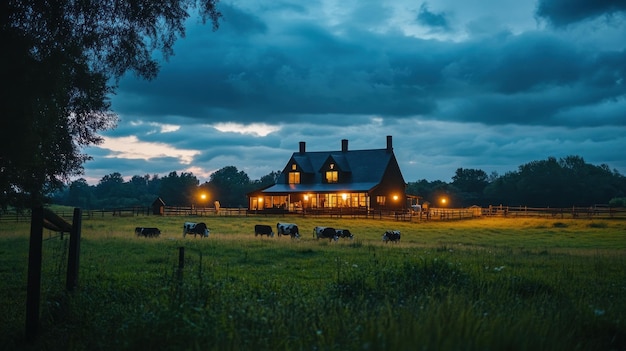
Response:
[440,197,448,207]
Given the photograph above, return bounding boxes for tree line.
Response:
[410,155,626,208]
[48,155,626,210]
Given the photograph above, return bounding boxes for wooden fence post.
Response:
[66,208,82,292]
[25,206,43,340]
[176,247,185,302]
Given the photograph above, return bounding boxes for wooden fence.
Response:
[482,205,626,219]
[2,205,625,223]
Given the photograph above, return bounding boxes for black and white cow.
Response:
[382,230,401,243]
[135,227,161,238]
[254,224,274,237]
[313,226,338,241]
[277,222,300,239]
[183,222,210,238]
[335,229,354,240]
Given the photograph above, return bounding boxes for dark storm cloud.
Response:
[536,0,626,26]
[113,11,625,128]
[80,0,626,183]
[417,3,451,30]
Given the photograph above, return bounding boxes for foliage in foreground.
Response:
[1,241,624,350]
[1,217,625,350]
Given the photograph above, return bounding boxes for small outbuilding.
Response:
[152,197,165,215]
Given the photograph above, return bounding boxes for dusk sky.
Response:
[82,0,626,185]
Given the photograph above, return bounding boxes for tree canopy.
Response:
[0,0,221,209]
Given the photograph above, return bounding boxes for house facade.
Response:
[247,135,407,213]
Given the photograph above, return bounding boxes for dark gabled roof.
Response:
[265,147,398,193]
[262,182,380,193]
[292,155,315,173]
[323,154,351,172]
[311,149,393,182]
[152,197,165,206]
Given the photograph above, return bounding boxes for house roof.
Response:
[261,147,400,194]
[261,182,380,194]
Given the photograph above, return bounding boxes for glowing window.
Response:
[325,170,338,183]
[376,196,386,206]
[289,172,300,184]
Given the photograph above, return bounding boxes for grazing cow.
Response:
[254,224,274,238]
[313,226,338,241]
[277,222,300,239]
[382,230,401,243]
[183,222,210,238]
[335,229,354,240]
[135,227,161,238]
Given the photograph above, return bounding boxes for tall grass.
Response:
[1,216,625,350]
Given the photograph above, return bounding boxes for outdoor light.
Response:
[342,193,347,200]
[441,197,447,206]
[200,193,207,200]
[393,195,398,201]
[304,195,309,201]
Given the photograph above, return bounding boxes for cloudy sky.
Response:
[83,0,626,185]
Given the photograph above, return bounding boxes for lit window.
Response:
[291,164,297,170]
[325,170,338,183]
[289,172,300,184]
[376,196,386,206]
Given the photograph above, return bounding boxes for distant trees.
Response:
[49,156,626,210]
[160,172,200,207]
[52,167,280,209]
[451,168,489,207]
[408,156,625,208]
[484,156,625,207]
[203,166,251,208]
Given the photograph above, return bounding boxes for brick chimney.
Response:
[341,139,348,152]
[386,135,393,152]
[299,141,306,154]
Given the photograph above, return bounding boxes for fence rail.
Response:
[2,205,625,223]
[482,205,626,219]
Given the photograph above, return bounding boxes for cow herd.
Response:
[134,221,401,243]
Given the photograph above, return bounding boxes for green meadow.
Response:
[1,214,625,350]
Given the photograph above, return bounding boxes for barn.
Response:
[247,136,407,214]
[152,197,165,215]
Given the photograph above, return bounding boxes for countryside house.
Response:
[247,135,407,214]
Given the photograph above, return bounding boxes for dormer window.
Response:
[289,163,300,184]
[325,170,338,183]
[289,172,301,184]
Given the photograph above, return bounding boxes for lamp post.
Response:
[440,196,448,220]
[199,193,208,216]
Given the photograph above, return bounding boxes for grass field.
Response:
[1,214,625,350]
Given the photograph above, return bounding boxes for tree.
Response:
[67,178,94,209]
[451,168,489,206]
[160,172,200,206]
[206,166,253,207]
[257,171,282,187]
[1,0,221,209]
